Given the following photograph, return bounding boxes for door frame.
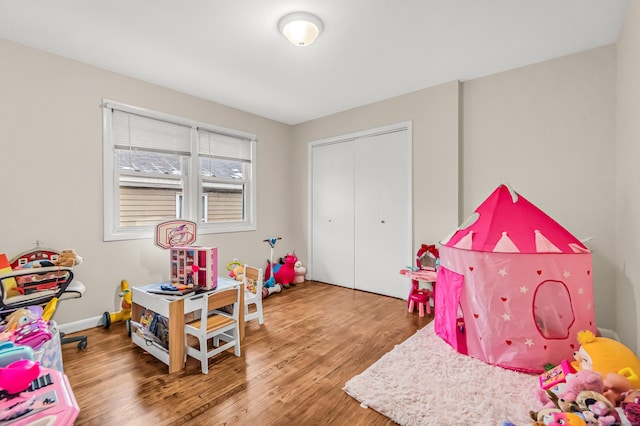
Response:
[307,121,413,289]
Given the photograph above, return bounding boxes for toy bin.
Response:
[34,321,64,372]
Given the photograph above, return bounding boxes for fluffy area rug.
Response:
[344,323,543,425]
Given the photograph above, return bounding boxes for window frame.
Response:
[102,99,257,242]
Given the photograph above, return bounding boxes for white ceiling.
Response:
[0,0,629,125]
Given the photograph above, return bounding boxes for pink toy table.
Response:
[400,268,437,317]
[0,367,79,425]
[400,269,437,283]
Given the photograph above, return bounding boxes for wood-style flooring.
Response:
[61,281,432,425]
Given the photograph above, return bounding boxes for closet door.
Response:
[311,141,355,288]
[354,130,412,299]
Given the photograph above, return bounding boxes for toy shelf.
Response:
[131,331,170,364]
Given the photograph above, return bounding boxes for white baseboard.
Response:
[598,327,620,341]
[58,316,103,335]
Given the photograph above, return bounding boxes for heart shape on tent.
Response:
[505,340,512,345]
[469,266,474,271]
[500,297,507,302]
[473,314,479,318]
[536,270,542,275]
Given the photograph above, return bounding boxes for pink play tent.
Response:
[434,184,597,373]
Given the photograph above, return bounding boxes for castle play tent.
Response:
[434,184,596,373]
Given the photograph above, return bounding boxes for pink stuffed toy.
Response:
[536,368,604,408]
[273,253,298,288]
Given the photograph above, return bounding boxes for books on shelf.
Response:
[132,308,170,349]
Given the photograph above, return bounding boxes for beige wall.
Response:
[616,1,640,353]
[291,81,461,265]
[0,38,292,326]
[0,31,629,348]
[462,45,618,332]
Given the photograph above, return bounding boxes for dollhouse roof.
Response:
[441,184,589,254]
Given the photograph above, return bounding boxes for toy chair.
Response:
[243,265,264,325]
[184,286,241,374]
[407,281,432,317]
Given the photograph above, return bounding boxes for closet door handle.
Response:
[381,220,386,224]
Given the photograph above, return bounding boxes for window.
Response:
[103,100,256,241]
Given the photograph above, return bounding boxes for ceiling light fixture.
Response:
[278,12,323,47]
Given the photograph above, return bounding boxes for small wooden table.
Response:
[131,277,244,373]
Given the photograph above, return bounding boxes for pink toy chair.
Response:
[408,280,432,317]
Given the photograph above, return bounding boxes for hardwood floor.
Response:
[61,281,432,425]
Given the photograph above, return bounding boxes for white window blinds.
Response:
[112,110,192,155]
[198,129,252,161]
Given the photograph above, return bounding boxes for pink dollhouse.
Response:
[170,246,217,290]
[434,184,596,373]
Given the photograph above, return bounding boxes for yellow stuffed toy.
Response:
[227,260,244,281]
[571,330,640,389]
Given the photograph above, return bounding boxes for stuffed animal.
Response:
[269,252,297,288]
[574,390,620,425]
[529,407,562,425]
[536,369,604,408]
[53,249,83,267]
[621,389,640,425]
[602,372,632,406]
[228,263,244,282]
[293,260,306,284]
[572,330,640,389]
[546,412,586,426]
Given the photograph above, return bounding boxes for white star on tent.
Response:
[498,268,508,277]
[502,313,511,321]
[519,286,528,294]
[525,339,534,347]
[563,271,571,278]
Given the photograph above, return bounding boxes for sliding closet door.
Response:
[354,130,412,299]
[311,141,355,288]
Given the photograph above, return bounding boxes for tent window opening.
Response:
[533,280,575,339]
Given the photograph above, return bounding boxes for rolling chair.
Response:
[0,247,88,349]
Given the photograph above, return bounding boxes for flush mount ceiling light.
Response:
[278,12,323,47]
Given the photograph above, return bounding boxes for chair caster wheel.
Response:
[102,312,111,329]
[77,338,88,350]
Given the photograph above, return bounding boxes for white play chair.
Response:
[243,265,264,325]
[184,286,241,374]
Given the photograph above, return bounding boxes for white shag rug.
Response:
[344,323,543,426]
